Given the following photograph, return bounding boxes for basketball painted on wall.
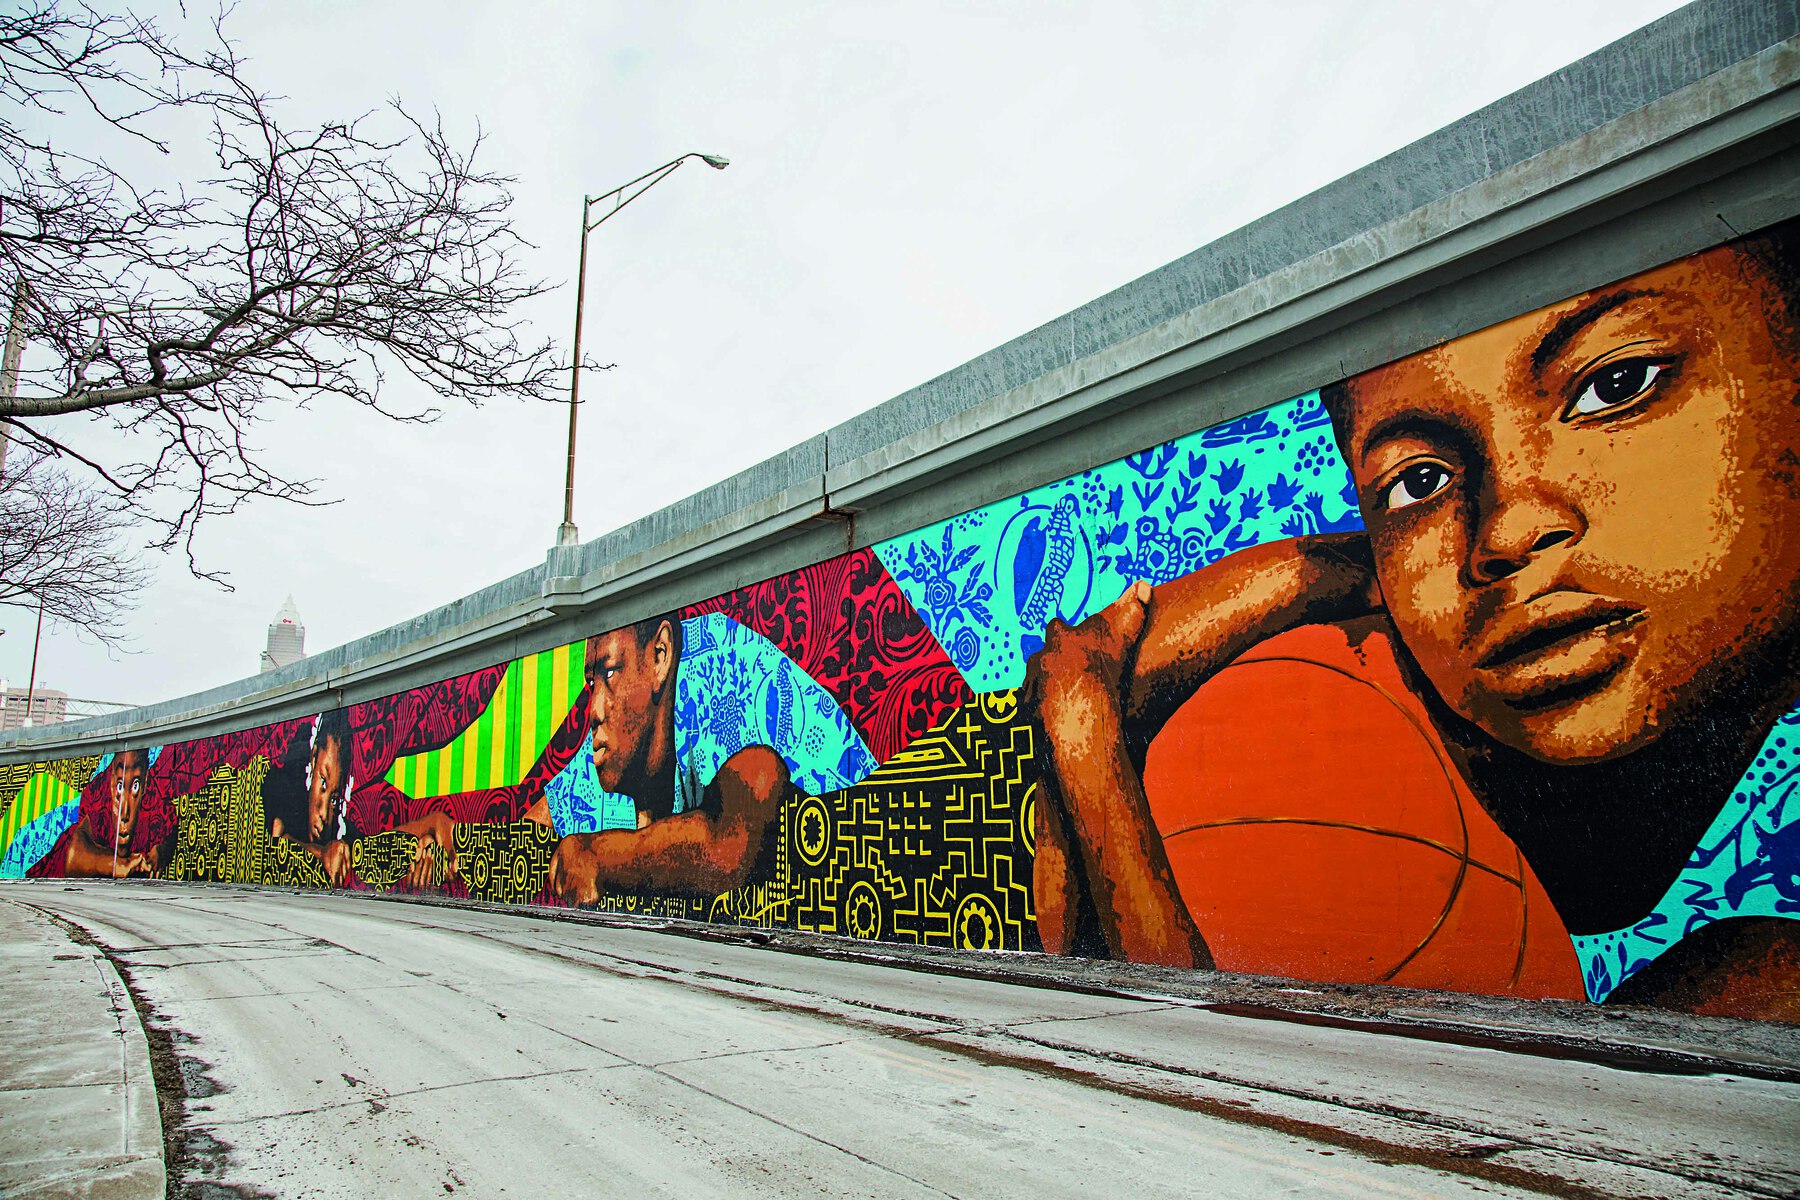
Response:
[1143,619,1584,999]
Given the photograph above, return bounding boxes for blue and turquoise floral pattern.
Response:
[874,391,1363,691]
[543,613,877,836]
[1573,704,1800,1002]
[542,748,638,836]
[672,613,876,811]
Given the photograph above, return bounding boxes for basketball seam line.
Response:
[1161,817,1522,887]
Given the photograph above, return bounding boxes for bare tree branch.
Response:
[0,451,145,643]
[0,1,563,575]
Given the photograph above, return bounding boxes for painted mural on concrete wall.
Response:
[3,223,1796,1021]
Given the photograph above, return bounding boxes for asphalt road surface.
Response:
[14,882,1797,1199]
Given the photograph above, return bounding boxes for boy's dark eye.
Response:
[1567,358,1667,418]
[1380,461,1452,511]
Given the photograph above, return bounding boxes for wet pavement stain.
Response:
[41,910,273,1200]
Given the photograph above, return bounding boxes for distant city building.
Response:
[260,595,307,673]
[0,684,68,731]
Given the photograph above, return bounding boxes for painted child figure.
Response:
[534,612,875,905]
[266,710,456,889]
[1030,224,1800,1018]
[27,748,173,879]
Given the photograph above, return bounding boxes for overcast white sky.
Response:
[3,0,1689,711]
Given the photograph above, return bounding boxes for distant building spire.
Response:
[259,595,307,673]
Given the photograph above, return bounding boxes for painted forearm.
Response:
[1126,532,1377,726]
[62,825,120,877]
[1039,674,1211,968]
[568,813,754,896]
[143,832,176,875]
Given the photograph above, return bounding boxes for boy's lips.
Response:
[1474,596,1646,669]
[1470,593,1647,707]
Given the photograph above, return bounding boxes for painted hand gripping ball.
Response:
[1143,618,1585,999]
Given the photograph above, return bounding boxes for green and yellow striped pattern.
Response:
[0,770,82,863]
[386,642,587,799]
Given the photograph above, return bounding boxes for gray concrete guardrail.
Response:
[6,0,1797,762]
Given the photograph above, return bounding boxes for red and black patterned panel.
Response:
[348,664,507,786]
[682,547,971,763]
[360,690,593,831]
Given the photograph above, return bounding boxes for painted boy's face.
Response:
[1339,245,1800,764]
[585,625,674,793]
[307,736,345,841]
[109,751,147,856]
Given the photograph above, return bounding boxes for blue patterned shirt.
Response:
[544,614,875,835]
[1573,703,1800,1002]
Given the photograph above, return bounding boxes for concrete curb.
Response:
[0,895,165,1200]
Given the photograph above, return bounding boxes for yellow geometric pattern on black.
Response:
[167,759,272,884]
[455,820,557,905]
[787,689,1037,950]
[350,831,425,890]
[582,689,1040,950]
[52,756,103,791]
[262,835,331,888]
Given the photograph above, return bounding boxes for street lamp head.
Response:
[697,154,731,170]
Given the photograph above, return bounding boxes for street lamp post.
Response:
[22,593,43,728]
[557,152,730,548]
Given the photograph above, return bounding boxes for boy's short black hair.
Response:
[1319,378,1353,448]
[630,613,684,659]
[1739,214,1800,351]
[313,708,353,768]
